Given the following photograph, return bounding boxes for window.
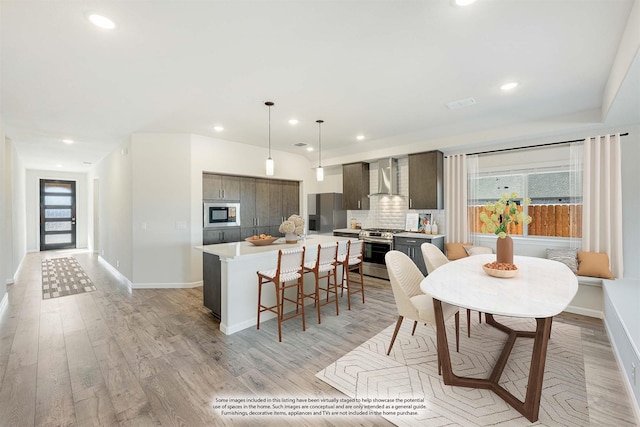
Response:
[469,169,582,238]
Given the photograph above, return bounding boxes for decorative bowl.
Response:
[245,237,278,246]
[483,262,519,278]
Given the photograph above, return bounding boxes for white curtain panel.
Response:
[444,154,469,243]
[582,134,624,278]
[569,141,584,250]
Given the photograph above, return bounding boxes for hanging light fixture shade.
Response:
[316,119,324,181]
[265,101,275,176]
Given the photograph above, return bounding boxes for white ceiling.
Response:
[2,0,638,172]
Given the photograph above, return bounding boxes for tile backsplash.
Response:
[347,157,445,231]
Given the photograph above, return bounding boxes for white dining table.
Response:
[420,254,578,423]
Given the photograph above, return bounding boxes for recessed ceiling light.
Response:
[306,147,314,152]
[62,139,74,144]
[500,81,519,91]
[356,135,365,141]
[87,13,116,30]
[455,0,477,6]
[288,119,299,125]
[213,126,224,132]
[56,164,63,168]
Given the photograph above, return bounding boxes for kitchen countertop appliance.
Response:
[358,228,405,279]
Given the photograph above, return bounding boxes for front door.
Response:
[40,179,76,251]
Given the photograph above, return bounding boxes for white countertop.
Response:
[395,232,445,239]
[421,254,578,318]
[197,234,353,260]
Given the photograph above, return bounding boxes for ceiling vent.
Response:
[369,158,399,196]
[446,97,476,110]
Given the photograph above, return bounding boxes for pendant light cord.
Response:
[316,119,323,167]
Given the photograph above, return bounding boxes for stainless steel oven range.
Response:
[358,228,404,279]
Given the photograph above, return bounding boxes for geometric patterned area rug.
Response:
[41,257,96,299]
[317,315,589,426]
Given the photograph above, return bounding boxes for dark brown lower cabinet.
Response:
[203,253,221,320]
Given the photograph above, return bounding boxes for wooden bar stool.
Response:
[256,247,306,342]
[337,239,365,310]
[303,242,339,324]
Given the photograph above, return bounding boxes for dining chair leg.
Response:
[387,315,404,355]
[346,266,352,310]
[257,280,263,330]
[467,308,471,338]
[298,278,306,332]
[479,311,482,323]
[277,283,284,342]
[359,263,365,303]
[411,320,418,336]
[315,274,322,324]
[333,269,340,316]
[455,311,460,352]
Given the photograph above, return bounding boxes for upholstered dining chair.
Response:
[421,242,478,337]
[385,250,459,372]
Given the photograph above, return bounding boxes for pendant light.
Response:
[265,101,275,176]
[316,119,324,181]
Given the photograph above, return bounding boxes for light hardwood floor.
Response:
[0,250,637,426]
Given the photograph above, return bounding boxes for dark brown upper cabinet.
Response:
[342,162,370,210]
[408,150,444,210]
[202,174,240,201]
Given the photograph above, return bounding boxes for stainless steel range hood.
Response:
[369,158,399,196]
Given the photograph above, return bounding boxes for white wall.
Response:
[91,139,133,280]
[8,139,26,277]
[0,127,27,307]
[620,125,640,279]
[131,133,193,286]
[1,130,8,300]
[24,169,89,252]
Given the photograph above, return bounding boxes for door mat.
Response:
[316,315,589,426]
[41,257,97,299]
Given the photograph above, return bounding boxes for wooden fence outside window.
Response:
[469,204,582,238]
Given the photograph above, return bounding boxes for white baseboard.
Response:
[98,256,133,290]
[5,249,28,286]
[132,281,202,289]
[0,293,8,315]
[603,316,640,425]
[221,317,257,335]
[564,305,603,319]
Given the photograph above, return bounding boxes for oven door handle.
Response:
[364,238,393,244]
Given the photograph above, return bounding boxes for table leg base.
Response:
[434,303,552,423]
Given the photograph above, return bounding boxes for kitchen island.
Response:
[197,235,354,335]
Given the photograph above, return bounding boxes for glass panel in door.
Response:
[40,179,76,251]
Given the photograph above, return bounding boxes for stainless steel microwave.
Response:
[203,202,240,228]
